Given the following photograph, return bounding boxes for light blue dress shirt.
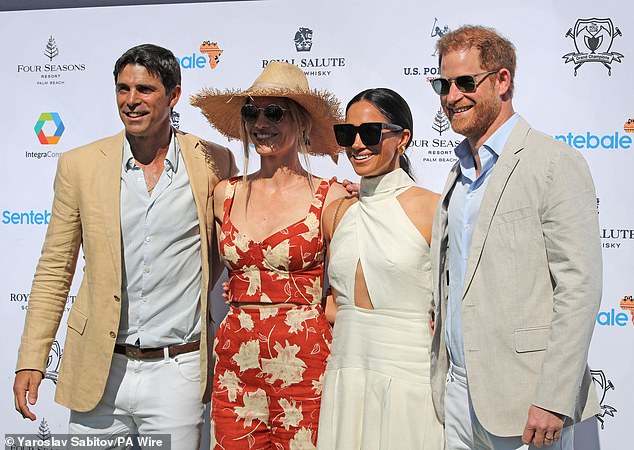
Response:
[446,113,519,368]
[118,132,202,347]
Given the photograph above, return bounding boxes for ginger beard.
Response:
[442,79,501,143]
[440,48,503,144]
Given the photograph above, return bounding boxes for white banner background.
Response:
[0,1,631,448]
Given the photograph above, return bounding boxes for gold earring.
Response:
[398,145,405,155]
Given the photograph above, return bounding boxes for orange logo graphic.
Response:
[624,119,634,134]
[619,295,634,324]
[200,41,223,69]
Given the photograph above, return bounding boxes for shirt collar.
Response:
[122,129,180,173]
[454,113,519,181]
[482,112,519,158]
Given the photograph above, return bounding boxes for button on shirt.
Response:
[118,132,202,347]
[446,113,519,368]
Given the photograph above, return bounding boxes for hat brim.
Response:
[190,86,343,158]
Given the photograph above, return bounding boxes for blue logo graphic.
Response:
[555,132,631,149]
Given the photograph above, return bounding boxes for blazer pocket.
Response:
[514,325,549,353]
[491,206,536,225]
[67,307,88,335]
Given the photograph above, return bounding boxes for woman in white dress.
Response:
[317,88,444,449]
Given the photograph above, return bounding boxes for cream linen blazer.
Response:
[16,130,236,412]
[430,117,602,436]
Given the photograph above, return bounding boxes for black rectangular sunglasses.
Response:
[333,122,403,147]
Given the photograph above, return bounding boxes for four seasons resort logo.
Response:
[44,36,59,61]
[16,35,87,86]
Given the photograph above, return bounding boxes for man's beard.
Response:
[445,94,501,142]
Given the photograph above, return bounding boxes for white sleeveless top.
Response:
[318,168,443,450]
[328,168,432,312]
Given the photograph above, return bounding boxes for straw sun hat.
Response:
[190,61,343,157]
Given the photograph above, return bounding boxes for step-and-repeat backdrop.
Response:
[0,0,631,448]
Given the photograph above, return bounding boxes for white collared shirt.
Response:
[446,113,519,367]
[118,131,202,347]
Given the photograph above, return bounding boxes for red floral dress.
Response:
[211,177,334,450]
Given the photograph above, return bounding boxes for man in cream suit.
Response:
[13,44,235,447]
[429,26,601,449]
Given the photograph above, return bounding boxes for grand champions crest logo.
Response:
[563,18,623,76]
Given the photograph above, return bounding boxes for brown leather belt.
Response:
[114,340,200,359]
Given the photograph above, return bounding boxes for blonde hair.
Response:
[239,98,315,200]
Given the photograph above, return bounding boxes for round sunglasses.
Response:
[241,103,288,123]
[430,70,499,95]
[333,122,403,148]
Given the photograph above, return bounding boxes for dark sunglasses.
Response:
[241,103,288,123]
[333,122,403,148]
[430,70,499,95]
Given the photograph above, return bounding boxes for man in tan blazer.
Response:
[13,44,235,447]
[429,26,601,449]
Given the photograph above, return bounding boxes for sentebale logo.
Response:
[200,41,223,69]
[34,112,65,145]
[177,41,223,70]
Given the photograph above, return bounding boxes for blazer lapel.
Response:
[432,161,460,316]
[98,131,125,284]
[461,118,531,298]
[177,132,209,241]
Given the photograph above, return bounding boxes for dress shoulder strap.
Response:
[308,177,335,221]
[222,177,240,227]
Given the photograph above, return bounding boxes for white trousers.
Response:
[444,363,574,450]
[69,349,204,450]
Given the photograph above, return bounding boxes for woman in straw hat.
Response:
[191,62,348,449]
[317,88,443,449]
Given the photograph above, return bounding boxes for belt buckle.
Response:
[127,346,142,358]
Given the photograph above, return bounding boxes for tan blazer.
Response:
[430,117,601,436]
[16,130,236,412]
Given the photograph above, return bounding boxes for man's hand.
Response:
[13,369,44,421]
[522,404,564,448]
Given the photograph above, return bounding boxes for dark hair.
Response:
[113,44,181,93]
[346,88,415,179]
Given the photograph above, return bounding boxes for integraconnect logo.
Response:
[260,26,345,77]
[403,17,450,78]
[17,35,87,86]
[563,18,624,76]
[554,131,631,150]
[176,41,223,70]
[34,112,65,145]
[591,369,617,429]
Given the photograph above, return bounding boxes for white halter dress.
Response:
[317,168,444,450]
